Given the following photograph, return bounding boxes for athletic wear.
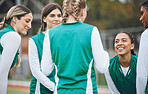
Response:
[29,31,55,94]
[137,28,148,94]
[0,25,21,94]
[41,21,109,94]
[105,55,137,94]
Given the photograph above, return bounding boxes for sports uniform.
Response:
[29,31,55,94]
[41,21,109,94]
[105,55,137,94]
[0,25,21,94]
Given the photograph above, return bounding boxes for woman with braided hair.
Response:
[41,0,109,93]
[105,32,137,94]
[0,5,33,94]
[29,3,62,94]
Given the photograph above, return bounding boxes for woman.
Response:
[105,32,137,94]
[28,3,62,94]
[137,1,148,94]
[41,0,109,94]
[0,5,33,94]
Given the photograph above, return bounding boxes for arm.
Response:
[41,31,55,76]
[105,70,120,94]
[136,31,148,94]
[0,32,21,94]
[28,38,55,91]
[91,27,109,73]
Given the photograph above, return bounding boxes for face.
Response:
[140,6,148,28]
[114,33,134,56]
[14,13,33,35]
[43,8,62,29]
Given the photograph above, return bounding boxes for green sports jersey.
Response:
[30,31,55,94]
[109,54,137,94]
[0,25,18,68]
[49,21,98,94]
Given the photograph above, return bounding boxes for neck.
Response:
[10,23,19,35]
[43,27,50,35]
[66,16,78,23]
[118,53,131,68]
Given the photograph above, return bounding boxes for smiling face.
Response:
[140,6,148,28]
[43,8,62,29]
[13,13,33,35]
[114,33,134,56]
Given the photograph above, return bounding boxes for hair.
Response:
[0,5,32,29]
[142,0,148,7]
[115,32,136,55]
[62,0,86,22]
[40,3,62,31]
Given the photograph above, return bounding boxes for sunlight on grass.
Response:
[7,88,29,94]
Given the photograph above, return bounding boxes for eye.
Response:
[57,14,62,17]
[50,14,55,17]
[115,40,119,43]
[140,11,143,15]
[122,39,127,42]
[25,20,30,23]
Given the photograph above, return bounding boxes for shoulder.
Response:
[141,29,148,38]
[131,55,138,63]
[1,32,21,46]
[82,22,94,28]
[30,33,40,40]
[110,55,118,64]
[3,32,21,41]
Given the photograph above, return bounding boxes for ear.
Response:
[12,16,17,23]
[131,43,134,50]
[80,8,85,16]
[43,17,47,22]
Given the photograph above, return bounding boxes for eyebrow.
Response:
[115,38,127,40]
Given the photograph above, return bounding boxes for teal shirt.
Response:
[30,31,55,94]
[49,21,98,94]
[109,54,137,94]
[0,25,18,68]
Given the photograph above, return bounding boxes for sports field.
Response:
[7,80,110,94]
[7,88,29,94]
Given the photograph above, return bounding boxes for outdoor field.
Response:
[7,81,110,94]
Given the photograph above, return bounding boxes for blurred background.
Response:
[0,0,146,90]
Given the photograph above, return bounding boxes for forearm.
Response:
[29,39,55,91]
[105,70,120,94]
[91,27,109,73]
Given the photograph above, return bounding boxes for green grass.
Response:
[7,88,29,94]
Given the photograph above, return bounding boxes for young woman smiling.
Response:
[0,5,33,94]
[105,32,137,94]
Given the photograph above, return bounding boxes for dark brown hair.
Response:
[40,3,62,31]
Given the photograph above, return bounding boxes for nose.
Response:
[28,22,32,29]
[117,41,123,46]
[55,16,59,20]
[139,16,143,22]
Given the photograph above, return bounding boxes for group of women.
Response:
[0,0,147,94]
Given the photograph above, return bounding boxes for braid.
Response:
[63,0,70,22]
[62,0,86,22]
[72,0,80,21]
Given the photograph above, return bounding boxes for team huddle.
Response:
[0,0,148,94]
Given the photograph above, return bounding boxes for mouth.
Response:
[117,47,124,51]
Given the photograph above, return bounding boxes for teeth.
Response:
[118,48,123,50]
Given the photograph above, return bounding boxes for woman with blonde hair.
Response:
[0,5,33,94]
[29,3,62,94]
[41,0,109,93]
